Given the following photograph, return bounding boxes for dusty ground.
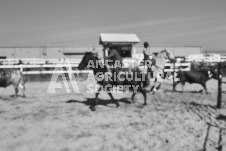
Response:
[0,79,226,151]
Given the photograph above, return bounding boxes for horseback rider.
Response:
[105,43,123,68]
[143,42,152,66]
[142,42,155,79]
[104,43,126,85]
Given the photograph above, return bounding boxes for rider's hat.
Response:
[106,43,113,49]
[144,42,149,48]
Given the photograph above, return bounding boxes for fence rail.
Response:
[1,56,226,66]
[1,57,224,109]
[0,63,191,84]
[0,58,82,65]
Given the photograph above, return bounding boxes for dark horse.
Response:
[78,52,150,111]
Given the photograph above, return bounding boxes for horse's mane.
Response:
[155,50,165,58]
[159,49,168,54]
[90,54,108,73]
[155,49,172,58]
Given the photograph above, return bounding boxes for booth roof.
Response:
[99,33,140,44]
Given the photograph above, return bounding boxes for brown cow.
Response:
[0,69,25,98]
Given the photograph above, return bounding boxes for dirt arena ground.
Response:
[0,79,226,151]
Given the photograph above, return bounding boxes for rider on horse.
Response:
[143,42,151,63]
[142,42,155,78]
[105,43,137,87]
[105,43,123,68]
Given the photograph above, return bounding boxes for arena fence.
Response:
[0,58,191,84]
[217,62,226,109]
[0,64,92,81]
[0,62,190,75]
[2,58,225,108]
[1,56,226,65]
[0,58,81,65]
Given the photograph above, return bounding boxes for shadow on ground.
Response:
[66,97,132,110]
[164,89,205,94]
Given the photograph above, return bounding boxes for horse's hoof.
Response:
[143,103,147,106]
[89,106,96,111]
[150,86,154,92]
[22,95,26,98]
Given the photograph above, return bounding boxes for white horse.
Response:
[148,49,175,93]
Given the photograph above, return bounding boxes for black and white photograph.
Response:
[0,0,226,151]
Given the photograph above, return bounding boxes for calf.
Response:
[175,70,217,94]
[0,69,25,98]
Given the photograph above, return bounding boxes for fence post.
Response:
[173,61,176,91]
[68,64,73,80]
[217,62,222,109]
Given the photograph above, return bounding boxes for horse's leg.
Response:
[151,77,159,94]
[107,90,120,108]
[152,70,164,94]
[131,92,137,102]
[140,88,147,105]
[201,83,209,94]
[156,83,161,91]
[173,81,180,91]
[21,84,25,97]
[19,83,26,98]
[180,82,185,92]
[152,83,161,95]
[14,86,18,98]
[90,87,101,111]
[108,92,120,108]
[149,77,156,92]
[149,66,157,93]
[20,77,26,97]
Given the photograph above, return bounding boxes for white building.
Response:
[0,45,202,59]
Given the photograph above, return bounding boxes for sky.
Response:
[0,0,226,50]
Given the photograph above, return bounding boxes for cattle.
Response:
[0,69,25,98]
[175,69,218,94]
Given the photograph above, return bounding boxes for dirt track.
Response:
[0,80,226,151]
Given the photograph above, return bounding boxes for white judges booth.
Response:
[99,33,140,62]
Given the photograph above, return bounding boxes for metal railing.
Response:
[1,56,226,66]
[0,58,82,65]
[0,59,191,77]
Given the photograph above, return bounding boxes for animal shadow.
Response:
[0,96,13,101]
[189,101,217,108]
[165,89,204,94]
[216,114,226,121]
[9,94,26,98]
[66,97,132,110]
